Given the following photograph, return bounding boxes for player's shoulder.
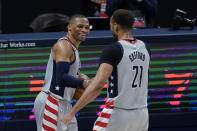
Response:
[52,38,73,57]
[102,41,123,56]
[104,42,122,50]
[136,39,151,56]
[135,39,147,45]
[54,39,72,50]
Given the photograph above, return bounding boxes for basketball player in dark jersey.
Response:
[61,9,151,131]
[34,14,90,131]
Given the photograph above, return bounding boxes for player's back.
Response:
[109,39,150,109]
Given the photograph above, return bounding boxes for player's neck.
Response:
[66,34,80,49]
[118,30,133,41]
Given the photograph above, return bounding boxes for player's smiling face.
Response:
[69,18,90,42]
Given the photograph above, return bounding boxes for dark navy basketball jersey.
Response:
[42,36,81,101]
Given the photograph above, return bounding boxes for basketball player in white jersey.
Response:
[61,9,151,131]
[34,14,90,131]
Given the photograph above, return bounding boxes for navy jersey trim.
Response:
[108,67,118,98]
[70,47,76,65]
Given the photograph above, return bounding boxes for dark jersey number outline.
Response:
[132,66,143,88]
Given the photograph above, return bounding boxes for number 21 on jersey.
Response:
[132,66,143,88]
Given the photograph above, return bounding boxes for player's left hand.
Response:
[79,73,89,80]
[61,112,74,125]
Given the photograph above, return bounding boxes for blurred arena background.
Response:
[0,0,197,33]
[0,0,197,131]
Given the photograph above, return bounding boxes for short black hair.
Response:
[111,9,135,30]
[69,14,87,24]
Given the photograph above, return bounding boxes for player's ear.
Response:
[67,24,72,32]
[114,23,118,32]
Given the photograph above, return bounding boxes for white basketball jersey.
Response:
[42,36,81,102]
[107,39,150,109]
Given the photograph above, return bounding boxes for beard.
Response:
[112,34,118,42]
